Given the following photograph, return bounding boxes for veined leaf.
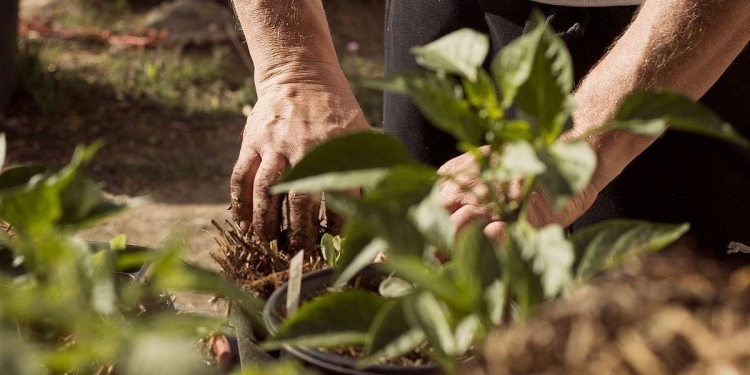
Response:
[537,141,597,209]
[572,220,690,282]
[409,186,455,254]
[503,222,574,318]
[363,165,437,211]
[453,314,481,355]
[378,276,414,299]
[411,28,490,82]
[605,91,750,147]
[385,257,467,312]
[272,168,389,194]
[320,234,342,267]
[326,194,425,258]
[360,299,425,367]
[482,140,546,182]
[493,12,574,142]
[279,131,415,185]
[332,221,379,286]
[408,293,456,356]
[366,71,488,145]
[489,119,535,144]
[263,291,386,350]
[462,69,502,119]
[452,222,503,314]
[334,237,387,288]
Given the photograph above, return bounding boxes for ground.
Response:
[2,0,386,312]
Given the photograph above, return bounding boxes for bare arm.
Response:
[232,0,343,94]
[523,0,750,228]
[570,0,750,194]
[230,0,367,249]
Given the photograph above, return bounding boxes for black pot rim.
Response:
[263,267,441,375]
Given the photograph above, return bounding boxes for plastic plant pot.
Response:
[263,267,442,375]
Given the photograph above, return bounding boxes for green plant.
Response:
[0,135,278,375]
[264,13,748,374]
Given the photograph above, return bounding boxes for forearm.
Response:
[232,0,344,94]
[566,0,750,191]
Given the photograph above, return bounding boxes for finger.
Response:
[230,148,261,234]
[450,205,493,232]
[252,153,287,242]
[440,179,489,214]
[483,221,506,243]
[288,191,321,254]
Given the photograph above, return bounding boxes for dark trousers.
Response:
[382,1,750,254]
[0,0,19,111]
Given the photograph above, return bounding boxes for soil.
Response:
[462,242,750,375]
[4,0,386,314]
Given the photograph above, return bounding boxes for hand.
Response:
[230,64,369,253]
[438,147,600,241]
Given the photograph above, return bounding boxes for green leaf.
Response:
[124,334,214,375]
[572,220,690,282]
[607,91,750,147]
[0,133,5,172]
[360,299,425,366]
[264,290,387,349]
[320,234,342,267]
[0,175,62,233]
[278,131,415,185]
[483,140,546,182]
[537,141,597,209]
[503,223,574,317]
[452,222,503,314]
[327,175,429,258]
[332,221,381,286]
[405,293,458,374]
[272,168,389,194]
[385,257,467,311]
[367,72,488,144]
[411,28,490,81]
[409,186,455,254]
[91,249,117,315]
[109,234,127,251]
[493,12,574,142]
[463,70,503,119]
[453,314,480,355]
[378,276,414,299]
[363,165,437,212]
[0,328,42,375]
[489,119,535,144]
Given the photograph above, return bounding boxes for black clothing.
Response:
[382,2,750,254]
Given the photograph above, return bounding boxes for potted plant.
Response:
[259,12,748,375]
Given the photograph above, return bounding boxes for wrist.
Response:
[254,60,348,98]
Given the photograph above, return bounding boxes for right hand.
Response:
[230,63,369,253]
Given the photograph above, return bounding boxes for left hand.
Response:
[437,147,601,241]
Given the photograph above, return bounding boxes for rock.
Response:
[142,0,235,46]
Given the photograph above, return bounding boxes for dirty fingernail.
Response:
[239,221,249,234]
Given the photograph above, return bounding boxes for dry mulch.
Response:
[465,244,750,375]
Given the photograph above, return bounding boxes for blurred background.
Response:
[0,0,385,311]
